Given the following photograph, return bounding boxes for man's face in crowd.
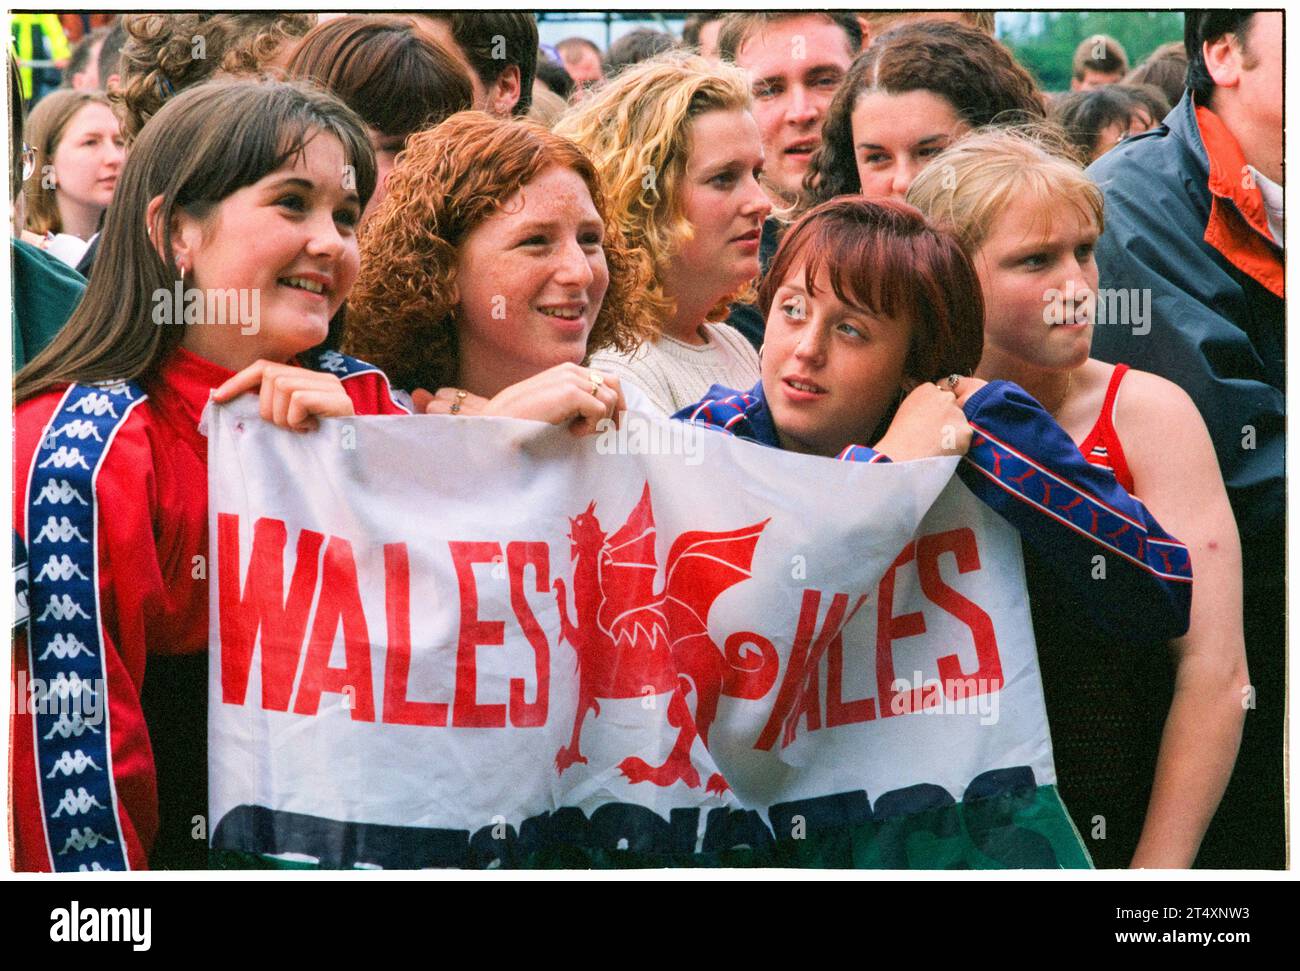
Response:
[564,47,603,88]
[733,15,856,202]
[1235,12,1283,137]
[697,19,724,60]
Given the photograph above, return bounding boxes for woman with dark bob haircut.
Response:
[803,20,1044,206]
[345,111,653,429]
[286,14,474,223]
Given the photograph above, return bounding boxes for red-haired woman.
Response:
[345,111,653,429]
[676,196,1192,650]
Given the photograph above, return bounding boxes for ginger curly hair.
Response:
[343,111,650,394]
[113,13,317,143]
[553,51,754,329]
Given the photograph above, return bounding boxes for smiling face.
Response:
[851,89,968,200]
[667,109,772,311]
[972,199,1100,378]
[172,131,363,368]
[453,165,610,396]
[734,15,856,200]
[761,260,913,456]
[52,101,125,216]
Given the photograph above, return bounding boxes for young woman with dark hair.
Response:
[286,14,474,223]
[802,20,1044,205]
[13,79,407,871]
[676,195,1192,678]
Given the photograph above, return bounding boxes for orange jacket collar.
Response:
[1195,104,1283,298]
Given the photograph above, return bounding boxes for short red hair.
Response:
[759,196,985,384]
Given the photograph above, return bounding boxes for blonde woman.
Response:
[909,130,1247,869]
[555,52,771,415]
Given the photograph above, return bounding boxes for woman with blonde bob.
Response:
[908,129,1247,869]
[345,111,650,431]
[555,52,772,414]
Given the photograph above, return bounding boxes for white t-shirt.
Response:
[1249,166,1284,247]
[588,323,760,416]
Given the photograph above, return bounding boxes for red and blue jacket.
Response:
[11,346,408,871]
[675,379,1193,644]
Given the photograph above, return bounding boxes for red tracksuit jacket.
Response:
[11,346,407,871]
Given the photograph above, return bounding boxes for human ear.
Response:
[490,66,522,117]
[145,194,201,272]
[1203,33,1244,89]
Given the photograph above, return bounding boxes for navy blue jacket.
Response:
[675,380,1193,643]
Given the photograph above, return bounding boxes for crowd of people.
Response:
[8,10,1284,871]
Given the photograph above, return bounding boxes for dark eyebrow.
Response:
[857,134,950,151]
[266,175,360,208]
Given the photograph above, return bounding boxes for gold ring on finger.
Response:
[589,370,604,397]
[450,389,467,415]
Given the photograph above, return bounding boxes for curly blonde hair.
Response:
[553,51,753,329]
[113,13,317,143]
[343,111,650,394]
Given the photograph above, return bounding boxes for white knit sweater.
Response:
[589,323,760,416]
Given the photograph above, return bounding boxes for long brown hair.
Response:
[344,111,649,393]
[23,90,117,235]
[16,79,375,405]
[803,20,1045,207]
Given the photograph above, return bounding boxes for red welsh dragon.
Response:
[553,482,775,793]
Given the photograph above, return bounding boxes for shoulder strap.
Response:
[23,379,146,871]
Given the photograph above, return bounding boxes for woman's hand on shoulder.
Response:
[417,364,625,437]
[874,380,972,462]
[213,359,355,432]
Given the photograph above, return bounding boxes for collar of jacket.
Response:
[1180,94,1283,298]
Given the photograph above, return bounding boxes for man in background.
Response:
[1071,33,1129,89]
[1088,10,1283,869]
[416,12,537,117]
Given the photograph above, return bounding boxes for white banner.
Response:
[207,399,1086,868]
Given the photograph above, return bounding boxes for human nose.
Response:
[553,237,595,289]
[304,207,347,260]
[742,174,772,220]
[793,320,827,364]
[890,158,919,199]
[786,84,818,125]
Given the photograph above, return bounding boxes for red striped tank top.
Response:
[1078,363,1134,493]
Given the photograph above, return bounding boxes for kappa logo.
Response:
[38,446,91,470]
[38,633,94,660]
[52,786,106,817]
[37,594,91,622]
[47,749,103,777]
[317,350,349,375]
[35,554,90,583]
[553,482,772,792]
[44,712,101,739]
[47,671,97,701]
[33,516,88,544]
[34,479,89,506]
[92,379,136,399]
[57,826,115,855]
[66,392,118,417]
[53,419,104,442]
